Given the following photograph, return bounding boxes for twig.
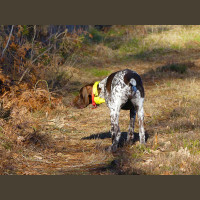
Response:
[46,29,67,43]
[1,25,14,58]
[31,45,53,64]
[55,31,67,39]
[18,66,31,83]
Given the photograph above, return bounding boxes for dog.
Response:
[73,69,145,152]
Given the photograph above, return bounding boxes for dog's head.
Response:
[72,84,93,109]
[72,79,108,109]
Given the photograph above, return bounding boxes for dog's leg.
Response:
[127,107,136,144]
[137,99,145,144]
[109,107,121,152]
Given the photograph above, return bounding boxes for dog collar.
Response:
[92,81,105,108]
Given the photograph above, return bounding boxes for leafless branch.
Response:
[1,25,14,58]
[31,25,37,60]
[31,45,53,64]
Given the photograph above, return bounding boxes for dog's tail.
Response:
[124,69,145,97]
[130,78,137,92]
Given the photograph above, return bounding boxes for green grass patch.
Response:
[106,27,126,37]
[194,36,200,43]
[171,44,182,50]
[86,68,111,77]
[119,38,140,53]
[84,28,105,44]
[183,139,200,151]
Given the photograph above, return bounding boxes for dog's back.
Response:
[99,69,144,110]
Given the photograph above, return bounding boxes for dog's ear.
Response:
[72,84,93,109]
[82,86,89,106]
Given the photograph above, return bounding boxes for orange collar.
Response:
[91,88,97,109]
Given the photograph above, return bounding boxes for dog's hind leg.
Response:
[137,99,145,144]
[109,106,121,152]
[127,107,136,144]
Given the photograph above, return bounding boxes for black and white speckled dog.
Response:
[73,69,145,152]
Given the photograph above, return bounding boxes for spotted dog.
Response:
[73,69,145,152]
